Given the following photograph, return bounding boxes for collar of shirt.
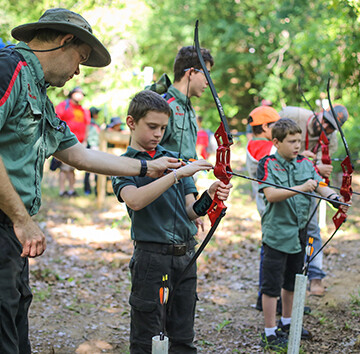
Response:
[15,42,46,87]
[124,144,169,159]
[167,85,191,107]
[274,150,297,170]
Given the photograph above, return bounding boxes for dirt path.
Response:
[28,171,360,353]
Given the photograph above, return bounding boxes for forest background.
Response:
[1,0,360,165]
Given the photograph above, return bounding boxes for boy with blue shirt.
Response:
[257,118,350,349]
[112,90,232,353]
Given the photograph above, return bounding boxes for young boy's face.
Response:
[188,61,211,98]
[127,111,169,151]
[273,133,301,161]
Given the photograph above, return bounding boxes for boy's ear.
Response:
[272,137,279,148]
[126,115,136,130]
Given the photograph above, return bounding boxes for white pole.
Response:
[319,199,326,229]
[152,335,169,354]
[288,274,308,354]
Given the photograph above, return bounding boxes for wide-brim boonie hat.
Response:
[11,8,111,68]
[322,104,349,129]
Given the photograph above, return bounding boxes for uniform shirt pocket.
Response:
[16,96,42,144]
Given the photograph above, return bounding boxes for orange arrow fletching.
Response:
[159,287,164,304]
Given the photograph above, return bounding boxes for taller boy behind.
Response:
[112,90,232,353]
[257,118,350,350]
[160,46,214,160]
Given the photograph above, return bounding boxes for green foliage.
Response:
[137,0,360,137]
[216,318,232,332]
[1,0,360,151]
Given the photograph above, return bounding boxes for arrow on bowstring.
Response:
[228,171,350,206]
[318,181,360,196]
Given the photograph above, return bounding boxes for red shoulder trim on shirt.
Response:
[167,97,175,104]
[296,155,323,179]
[0,61,27,107]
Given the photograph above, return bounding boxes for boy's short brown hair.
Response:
[272,118,302,142]
[128,90,171,122]
[173,46,214,82]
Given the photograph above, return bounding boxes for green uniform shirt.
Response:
[257,151,323,254]
[160,85,198,160]
[0,42,78,215]
[112,145,198,243]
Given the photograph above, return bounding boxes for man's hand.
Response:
[13,217,46,258]
[147,157,183,178]
[302,150,316,159]
[317,163,333,179]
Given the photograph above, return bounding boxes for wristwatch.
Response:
[139,160,147,177]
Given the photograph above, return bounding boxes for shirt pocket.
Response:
[293,172,313,223]
[174,111,187,132]
[16,96,42,144]
[44,105,67,157]
[294,171,314,186]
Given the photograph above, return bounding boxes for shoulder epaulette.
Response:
[0,47,27,106]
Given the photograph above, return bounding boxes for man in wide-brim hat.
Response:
[11,7,111,68]
[0,8,181,354]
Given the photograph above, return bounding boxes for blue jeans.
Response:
[306,199,326,281]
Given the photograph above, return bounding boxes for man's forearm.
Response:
[0,156,30,223]
[54,143,142,176]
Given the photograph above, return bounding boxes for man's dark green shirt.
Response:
[0,42,78,215]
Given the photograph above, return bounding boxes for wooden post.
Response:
[97,130,130,208]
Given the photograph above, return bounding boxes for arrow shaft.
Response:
[229,171,350,206]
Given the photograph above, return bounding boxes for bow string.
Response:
[194,20,233,225]
[167,20,233,313]
[327,78,353,229]
[305,79,354,266]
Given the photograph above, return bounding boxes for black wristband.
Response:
[328,195,341,209]
[193,191,213,216]
[139,160,147,177]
